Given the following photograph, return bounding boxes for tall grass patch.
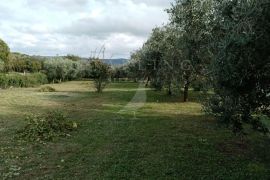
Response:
[0,72,48,89]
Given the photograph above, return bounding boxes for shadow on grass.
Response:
[146,90,206,103]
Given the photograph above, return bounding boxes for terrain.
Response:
[0,81,269,179]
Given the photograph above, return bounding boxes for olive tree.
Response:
[206,0,270,133]
[127,54,142,82]
[168,0,214,101]
[44,57,83,83]
[111,66,128,82]
[131,27,181,94]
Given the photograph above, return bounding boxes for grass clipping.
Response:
[17,110,78,142]
[39,86,56,92]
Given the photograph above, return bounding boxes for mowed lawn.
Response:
[0,81,269,179]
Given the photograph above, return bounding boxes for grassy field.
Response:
[0,81,269,179]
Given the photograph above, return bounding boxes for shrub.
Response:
[204,94,269,134]
[39,86,56,92]
[17,110,78,142]
[89,59,111,93]
[30,73,48,85]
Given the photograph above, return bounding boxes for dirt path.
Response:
[118,82,146,116]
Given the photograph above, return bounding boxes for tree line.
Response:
[0,38,141,93]
[0,40,113,92]
[127,0,270,133]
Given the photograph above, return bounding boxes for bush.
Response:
[89,59,111,93]
[17,110,78,142]
[0,72,48,89]
[204,94,269,134]
[30,73,48,85]
[39,86,56,92]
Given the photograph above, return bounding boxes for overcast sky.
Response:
[0,0,171,58]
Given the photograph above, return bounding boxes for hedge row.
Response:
[0,73,48,89]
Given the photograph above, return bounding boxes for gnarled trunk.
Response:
[168,83,172,96]
[184,81,190,102]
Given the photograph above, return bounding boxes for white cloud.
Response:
[0,0,171,58]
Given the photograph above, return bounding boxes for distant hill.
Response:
[33,56,129,66]
[80,58,129,66]
[102,59,129,66]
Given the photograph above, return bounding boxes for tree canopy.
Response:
[128,0,270,133]
[0,39,9,61]
[205,0,270,133]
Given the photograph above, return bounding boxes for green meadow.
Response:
[0,81,269,179]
